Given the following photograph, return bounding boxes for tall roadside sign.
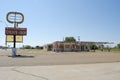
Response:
[5,12,27,57]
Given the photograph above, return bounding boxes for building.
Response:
[44,41,110,52]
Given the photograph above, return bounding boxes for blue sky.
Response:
[0,0,120,47]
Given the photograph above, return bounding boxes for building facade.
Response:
[44,41,109,52]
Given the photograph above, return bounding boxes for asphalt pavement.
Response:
[0,62,120,80]
[0,49,120,80]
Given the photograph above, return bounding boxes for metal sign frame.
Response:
[6,12,24,24]
[6,11,25,57]
[6,35,23,43]
[5,27,27,35]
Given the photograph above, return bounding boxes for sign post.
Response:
[6,12,26,57]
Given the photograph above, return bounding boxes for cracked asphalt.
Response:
[0,49,120,80]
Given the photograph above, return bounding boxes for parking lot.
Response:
[0,49,120,67]
[0,49,120,80]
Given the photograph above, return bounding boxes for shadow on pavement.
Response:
[8,55,34,58]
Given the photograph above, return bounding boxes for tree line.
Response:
[21,36,120,52]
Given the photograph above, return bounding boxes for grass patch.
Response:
[110,48,120,53]
[96,48,120,53]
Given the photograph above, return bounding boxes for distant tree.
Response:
[98,44,104,51]
[31,47,35,49]
[39,46,43,49]
[23,45,32,49]
[65,37,76,42]
[35,46,43,49]
[35,46,40,49]
[117,43,120,49]
[89,44,98,52]
[106,45,111,52]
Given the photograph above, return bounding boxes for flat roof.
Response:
[53,41,113,44]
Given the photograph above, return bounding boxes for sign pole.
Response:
[13,14,17,56]
[13,23,17,48]
[6,12,25,57]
